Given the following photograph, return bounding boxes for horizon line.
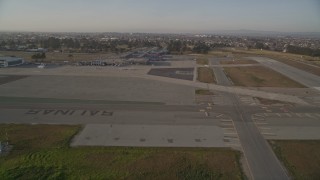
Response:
[1,29,320,35]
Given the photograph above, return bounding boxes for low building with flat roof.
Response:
[0,57,24,67]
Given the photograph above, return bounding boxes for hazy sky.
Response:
[0,0,319,33]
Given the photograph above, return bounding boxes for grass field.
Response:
[0,124,245,179]
[219,59,258,65]
[197,67,216,84]
[224,66,305,88]
[269,140,320,179]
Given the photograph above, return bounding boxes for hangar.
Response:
[0,57,24,67]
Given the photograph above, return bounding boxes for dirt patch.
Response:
[148,68,194,81]
[224,66,305,88]
[269,140,320,179]
[220,59,258,65]
[197,67,216,83]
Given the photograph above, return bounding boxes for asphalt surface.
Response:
[0,75,196,105]
[209,58,289,180]
[0,102,218,125]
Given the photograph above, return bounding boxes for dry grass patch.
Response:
[207,50,231,57]
[269,140,320,179]
[195,89,215,95]
[220,59,258,65]
[196,58,209,65]
[255,97,294,106]
[224,66,305,88]
[197,67,216,83]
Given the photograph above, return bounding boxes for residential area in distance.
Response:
[1,1,320,180]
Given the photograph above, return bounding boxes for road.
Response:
[209,58,289,180]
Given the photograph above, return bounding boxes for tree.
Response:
[74,39,80,49]
[167,40,186,54]
[0,40,6,47]
[286,45,320,57]
[48,37,61,49]
[192,42,210,54]
[31,53,46,62]
[7,40,16,49]
[254,42,264,49]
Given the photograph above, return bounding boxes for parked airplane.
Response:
[37,63,46,68]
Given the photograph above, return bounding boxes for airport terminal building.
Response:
[0,57,24,67]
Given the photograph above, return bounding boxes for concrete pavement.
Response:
[71,124,226,147]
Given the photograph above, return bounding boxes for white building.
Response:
[0,57,24,67]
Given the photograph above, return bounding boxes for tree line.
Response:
[166,40,210,54]
[286,45,320,57]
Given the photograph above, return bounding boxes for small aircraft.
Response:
[37,63,46,69]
